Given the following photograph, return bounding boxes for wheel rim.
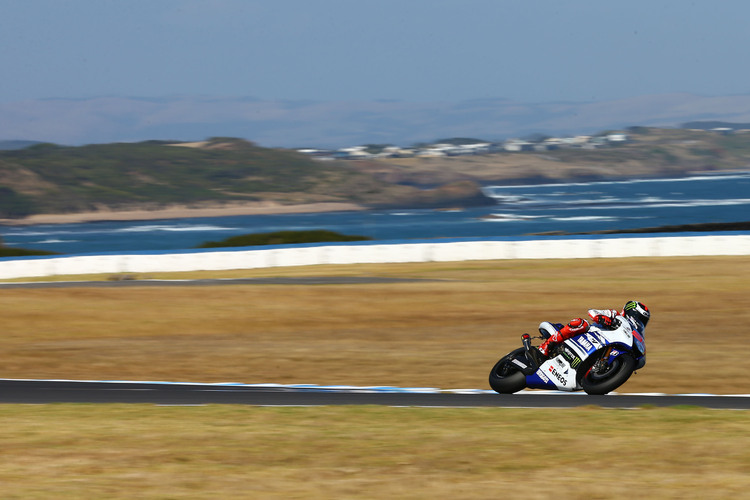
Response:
[495,361,516,377]
[587,357,621,382]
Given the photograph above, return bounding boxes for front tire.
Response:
[581,353,636,395]
[489,348,527,394]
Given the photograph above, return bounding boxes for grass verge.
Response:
[2,256,750,394]
[1,405,749,499]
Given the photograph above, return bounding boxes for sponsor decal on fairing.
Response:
[548,365,569,387]
[585,333,604,350]
[561,346,582,368]
[577,336,593,351]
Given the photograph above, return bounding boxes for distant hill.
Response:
[0,140,43,150]
[0,137,491,219]
[2,127,749,220]
[682,121,750,131]
[6,93,750,148]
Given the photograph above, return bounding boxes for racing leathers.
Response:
[536,308,622,357]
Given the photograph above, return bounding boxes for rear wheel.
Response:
[489,348,527,394]
[581,353,636,395]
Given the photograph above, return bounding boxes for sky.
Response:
[3,0,750,105]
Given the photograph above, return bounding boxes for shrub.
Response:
[196,230,372,248]
[0,247,58,257]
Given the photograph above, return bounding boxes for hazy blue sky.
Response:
[3,0,749,104]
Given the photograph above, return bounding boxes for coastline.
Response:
[2,169,746,227]
[0,202,368,226]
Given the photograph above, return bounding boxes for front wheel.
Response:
[489,348,527,394]
[581,353,636,395]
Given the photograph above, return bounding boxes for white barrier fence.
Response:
[1,234,749,280]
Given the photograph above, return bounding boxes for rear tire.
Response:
[489,348,527,394]
[581,353,636,395]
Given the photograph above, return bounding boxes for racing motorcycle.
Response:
[489,319,646,395]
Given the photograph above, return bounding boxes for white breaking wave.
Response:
[29,238,79,244]
[4,224,237,237]
[528,194,750,210]
[2,229,77,237]
[483,171,750,191]
[578,197,750,210]
[115,224,237,233]
[560,196,627,205]
[550,216,619,222]
[482,213,545,222]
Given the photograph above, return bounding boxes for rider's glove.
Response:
[594,314,614,328]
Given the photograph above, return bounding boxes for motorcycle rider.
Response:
[531,300,650,363]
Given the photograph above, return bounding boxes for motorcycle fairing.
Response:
[526,356,580,391]
[632,330,646,356]
[565,324,635,360]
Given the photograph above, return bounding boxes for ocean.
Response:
[2,172,750,256]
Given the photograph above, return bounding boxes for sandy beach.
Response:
[0,202,367,226]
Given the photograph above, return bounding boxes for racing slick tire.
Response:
[581,352,636,395]
[489,348,527,394]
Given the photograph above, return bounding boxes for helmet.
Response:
[623,300,650,330]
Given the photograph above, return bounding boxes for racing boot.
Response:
[535,331,563,363]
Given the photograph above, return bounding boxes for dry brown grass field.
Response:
[1,404,749,499]
[2,255,750,498]
[2,256,749,393]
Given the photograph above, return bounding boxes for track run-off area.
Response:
[2,379,749,409]
[3,275,749,410]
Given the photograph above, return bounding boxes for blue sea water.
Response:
[2,172,750,255]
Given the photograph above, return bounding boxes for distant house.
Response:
[459,142,491,154]
[299,128,634,162]
[333,146,372,159]
[297,148,335,159]
[571,135,592,146]
[503,139,533,152]
[416,149,447,158]
[711,128,733,135]
[605,133,630,143]
[542,138,564,150]
[533,138,565,151]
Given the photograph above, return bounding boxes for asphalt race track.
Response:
[1,380,749,409]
